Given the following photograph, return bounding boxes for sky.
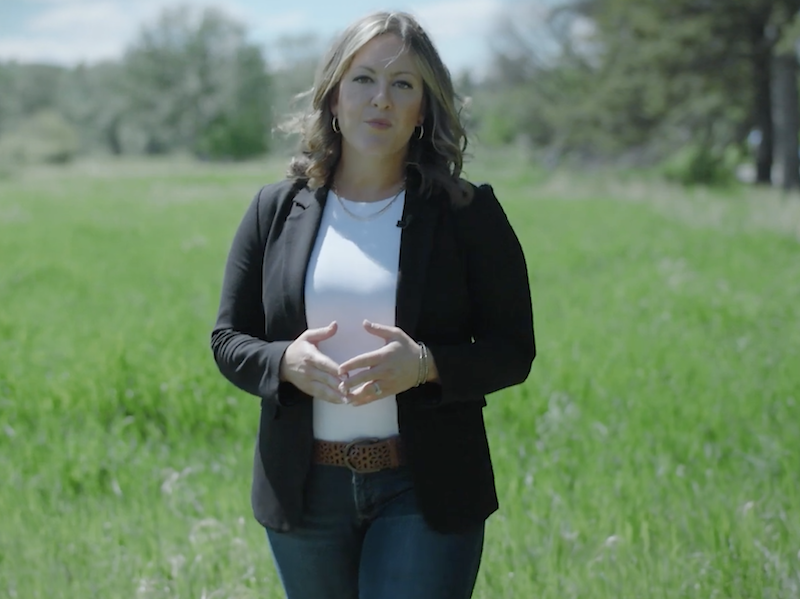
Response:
[0,0,548,76]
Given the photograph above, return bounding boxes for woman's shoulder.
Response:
[448,178,499,212]
[245,177,312,221]
[238,178,311,233]
[253,177,309,206]
[445,178,518,238]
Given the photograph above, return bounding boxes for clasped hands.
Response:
[279,320,428,406]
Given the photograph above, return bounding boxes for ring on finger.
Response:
[372,382,382,396]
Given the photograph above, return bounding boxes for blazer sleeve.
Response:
[426,184,535,404]
[210,184,297,405]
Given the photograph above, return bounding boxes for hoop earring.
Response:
[415,125,424,140]
[332,116,341,133]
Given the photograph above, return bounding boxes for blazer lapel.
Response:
[395,184,438,337]
[280,185,328,335]
[277,179,437,339]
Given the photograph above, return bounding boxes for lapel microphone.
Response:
[396,214,413,229]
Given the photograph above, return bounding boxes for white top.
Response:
[305,189,405,441]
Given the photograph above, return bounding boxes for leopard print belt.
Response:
[312,436,406,473]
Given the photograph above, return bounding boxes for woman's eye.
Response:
[395,80,413,89]
[354,75,372,83]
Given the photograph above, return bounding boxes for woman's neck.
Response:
[332,152,406,202]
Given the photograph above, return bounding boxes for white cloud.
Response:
[411,0,504,41]
[256,11,309,35]
[0,35,119,63]
[0,0,519,76]
[0,0,254,64]
[25,0,92,5]
[403,0,509,76]
[28,1,125,33]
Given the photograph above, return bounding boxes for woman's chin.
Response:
[347,141,408,160]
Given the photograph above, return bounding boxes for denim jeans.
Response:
[265,463,485,599]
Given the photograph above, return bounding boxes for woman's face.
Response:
[331,34,425,163]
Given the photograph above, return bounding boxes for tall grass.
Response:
[1,152,799,598]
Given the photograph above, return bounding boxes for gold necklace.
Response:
[332,186,405,222]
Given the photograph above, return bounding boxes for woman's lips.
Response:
[366,119,391,129]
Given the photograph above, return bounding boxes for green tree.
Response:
[266,33,323,152]
[487,0,800,186]
[0,62,66,137]
[0,110,80,165]
[122,5,271,159]
[775,12,800,189]
[57,62,128,155]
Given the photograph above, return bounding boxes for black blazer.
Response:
[211,175,535,534]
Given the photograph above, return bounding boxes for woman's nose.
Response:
[371,82,392,109]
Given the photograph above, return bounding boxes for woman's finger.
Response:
[308,347,343,379]
[345,380,387,406]
[301,321,338,343]
[362,320,398,340]
[338,349,383,377]
[340,367,384,392]
[312,367,345,392]
[309,379,348,404]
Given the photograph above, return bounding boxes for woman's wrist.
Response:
[415,342,439,385]
[279,344,293,382]
[414,342,428,386]
[424,346,439,383]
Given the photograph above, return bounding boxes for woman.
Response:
[211,11,535,599]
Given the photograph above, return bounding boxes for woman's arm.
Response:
[336,184,535,408]
[425,184,535,403]
[210,186,293,402]
[210,184,347,406]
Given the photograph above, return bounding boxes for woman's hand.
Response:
[280,321,348,404]
[337,320,424,406]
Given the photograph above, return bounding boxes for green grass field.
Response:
[1,151,799,598]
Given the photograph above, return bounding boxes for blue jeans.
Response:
[266,463,485,599]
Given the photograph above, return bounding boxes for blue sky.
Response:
[0,0,548,76]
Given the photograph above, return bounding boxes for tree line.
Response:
[1,2,799,189]
[480,0,800,188]
[0,6,271,164]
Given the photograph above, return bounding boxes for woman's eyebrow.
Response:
[353,65,419,78]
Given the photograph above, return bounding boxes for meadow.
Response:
[1,149,799,598]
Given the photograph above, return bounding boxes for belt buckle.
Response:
[344,437,383,474]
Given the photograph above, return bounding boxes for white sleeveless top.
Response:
[304,190,405,441]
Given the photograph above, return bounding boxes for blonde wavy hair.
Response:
[280,11,471,205]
